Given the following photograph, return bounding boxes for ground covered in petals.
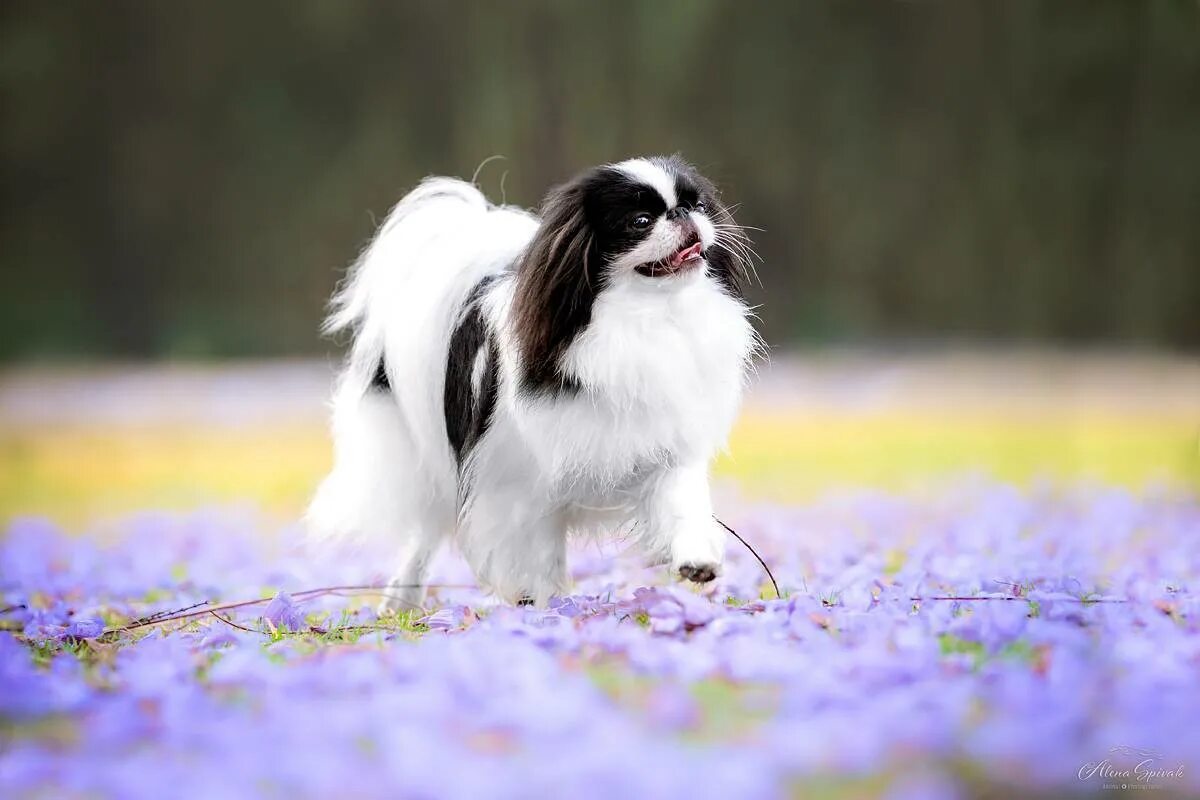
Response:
[3,482,1199,799]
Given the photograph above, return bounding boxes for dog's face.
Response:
[512,156,751,391]
[580,158,722,281]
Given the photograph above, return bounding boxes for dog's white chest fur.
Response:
[512,274,755,502]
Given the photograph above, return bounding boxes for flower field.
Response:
[2,358,1198,799]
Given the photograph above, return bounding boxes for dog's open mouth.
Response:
[635,239,705,278]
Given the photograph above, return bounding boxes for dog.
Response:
[308,155,760,609]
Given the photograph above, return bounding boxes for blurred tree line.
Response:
[1,1,1197,360]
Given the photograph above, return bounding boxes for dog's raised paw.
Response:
[678,563,718,583]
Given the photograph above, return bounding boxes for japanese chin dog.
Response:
[308,155,761,610]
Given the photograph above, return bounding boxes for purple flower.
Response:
[422,605,470,630]
[627,586,718,635]
[263,591,304,631]
[65,617,106,639]
[197,626,243,649]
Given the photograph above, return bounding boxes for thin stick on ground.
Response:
[209,611,259,633]
[910,595,1127,603]
[208,608,432,639]
[132,600,213,626]
[103,583,475,636]
[715,516,782,600]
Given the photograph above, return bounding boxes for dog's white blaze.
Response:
[614,158,677,208]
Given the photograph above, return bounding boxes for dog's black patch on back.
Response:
[370,357,390,392]
[444,277,499,467]
[474,337,499,448]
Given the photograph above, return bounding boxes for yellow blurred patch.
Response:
[2,409,1195,527]
[0,423,329,526]
[715,410,1199,498]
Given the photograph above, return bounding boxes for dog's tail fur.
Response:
[306,177,536,560]
[323,178,489,338]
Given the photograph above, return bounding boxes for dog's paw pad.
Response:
[516,595,535,607]
[678,563,718,584]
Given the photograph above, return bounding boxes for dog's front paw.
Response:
[669,521,724,584]
[677,562,720,584]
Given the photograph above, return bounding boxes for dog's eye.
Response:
[693,201,708,214]
[631,213,653,230]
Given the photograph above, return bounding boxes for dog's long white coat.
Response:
[308,161,757,606]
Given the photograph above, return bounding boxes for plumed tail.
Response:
[308,174,536,554]
[323,178,491,337]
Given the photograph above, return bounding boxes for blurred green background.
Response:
[2,0,1198,361]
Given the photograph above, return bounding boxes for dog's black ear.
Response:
[511,181,603,392]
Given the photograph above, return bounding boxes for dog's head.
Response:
[512,156,751,390]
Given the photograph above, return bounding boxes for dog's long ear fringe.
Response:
[511,183,602,391]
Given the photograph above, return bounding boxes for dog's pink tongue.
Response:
[671,242,704,267]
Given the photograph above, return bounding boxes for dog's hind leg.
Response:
[309,384,448,614]
[459,491,569,606]
[378,528,440,614]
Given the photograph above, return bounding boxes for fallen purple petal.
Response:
[262,591,304,631]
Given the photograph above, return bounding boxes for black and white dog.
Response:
[308,156,760,609]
